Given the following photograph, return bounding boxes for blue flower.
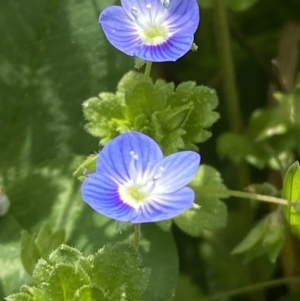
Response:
[81,132,200,223]
[99,0,200,62]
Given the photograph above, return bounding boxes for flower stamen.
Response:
[161,0,170,9]
[139,24,169,45]
[131,8,138,20]
[146,4,153,23]
[129,151,139,183]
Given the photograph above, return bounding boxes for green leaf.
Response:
[82,73,219,154]
[228,0,260,12]
[35,223,66,259]
[174,165,228,236]
[70,217,179,301]
[124,81,168,120]
[92,244,150,300]
[6,293,33,301]
[46,230,66,256]
[246,183,279,196]
[117,71,144,93]
[73,154,98,181]
[173,274,203,301]
[74,285,106,301]
[155,104,193,133]
[156,220,172,232]
[47,264,90,300]
[83,92,126,145]
[139,226,178,301]
[249,107,293,141]
[9,244,150,301]
[35,223,65,259]
[232,213,285,263]
[262,222,285,263]
[35,223,52,254]
[169,84,219,146]
[283,161,300,237]
[0,0,132,173]
[0,216,30,298]
[231,217,269,255]
[20,230,41,275]
[200,212,275,290]
[0,157,82,297]
[217,132,269,168]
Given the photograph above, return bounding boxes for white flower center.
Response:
[119,184,150,208]
[131,4,170,46]
[118,151,164,210]
[140,24,169,45]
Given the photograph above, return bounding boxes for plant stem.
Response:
[144,61,152,80]
[212,0,243,132]
[198,187,291,206]
[132,223,141,252]
[226,189,290,205]
[201,277,300,301]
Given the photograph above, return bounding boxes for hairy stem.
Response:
[198,187,291,206]
[144,61,152,79]
[132,223,141,252]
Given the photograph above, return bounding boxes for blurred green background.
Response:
[1,0,300,300]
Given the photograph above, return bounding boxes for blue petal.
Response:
[131,187,195,223]
[97,132,163,184]
[167,0,200,34]
[100,6,141,56]
[81,173,137,221]
[154,151,200,193]
[134,33,194,62]
[121,0,165,21]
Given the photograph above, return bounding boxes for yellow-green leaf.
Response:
[283,162,300,237]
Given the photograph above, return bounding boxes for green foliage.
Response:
[1,0,299,299]
[83,71,219,155]
[0,191,10,216]
[197,0,213,9]
[0,157,179,301]
[217,81,300,170]
[232,212,285,263]
[199,212,275,291]
[283,161,300,237]
[0,0,133,294]
[173,274,203,301]
[227,0,260,11]
[73,154,98,181]
[198,0,260,11]
[7,244,150,301]
[174,165,228,236]
[217,132,268,168]
[0,157,81,298]
[21,224,65,275]
[0,0,132,171]
[134,58,147,70]
[20,231,41,275]
[0,216,30,299]
[246,182,279,196]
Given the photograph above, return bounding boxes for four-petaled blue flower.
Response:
[81,132,200,223]
[99,0,200,62]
